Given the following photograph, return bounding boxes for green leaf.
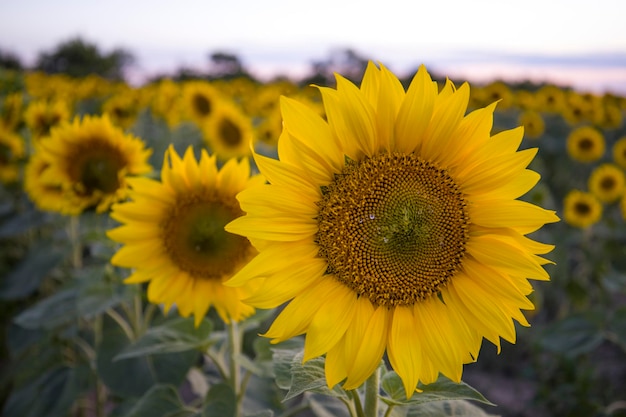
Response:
[381,373,494,407]
[0,206,52,238]
[13,288,79,330]
[405,399,501,417]
[121,384,188,417]
[2,365,92,417]
[115,316,213,360]
[0,242,65,300]
[309,394,351,417]
[244,411,274,417]
[537,312,604,358]
[202,383,236,417]
[608,307,626,352]
[97,315,199,398]
[280,350,349,401]
[75,265,133,318]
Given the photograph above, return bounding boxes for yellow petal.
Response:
[303,282,357,361]
[395,65,437,153]
[388,306,422,398]
[343,303,390,389]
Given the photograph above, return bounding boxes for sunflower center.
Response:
[316,152,470,307]
[193,94,211,117]
[71,142,126,195]
[600,176,616,191]
[161,195,252,279]
[219,118,243,147]
[574,201,591,215]
[578,138,593,151]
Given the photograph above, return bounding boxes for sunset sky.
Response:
[2,0,625,92]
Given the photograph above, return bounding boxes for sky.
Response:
[2,0,626,93]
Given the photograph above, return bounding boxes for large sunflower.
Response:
[38,115,152,215]
[108,146,264,326]
[225,63,558,396]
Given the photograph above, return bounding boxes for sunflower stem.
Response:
[227,321,242,413]
[351,389,366,417]
[69,215,82,269]
[363,367,380,417]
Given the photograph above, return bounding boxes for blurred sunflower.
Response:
[566,126,605,163]
[518,110,545,139]
[0,126,25,183]
[108,145,264,325]
[1,92,23,131]
[23,150,64,212]
[588,163,625,203]
[24,99,71,140]
[38,115,152,215]
[536,85,566,114]
[182,81,223,125]
[563,190,602,228]
[102,91,141,130]
[201,101,255,160]
[612,136,626,169]
[600,104,623,130]
[483,80,514,110]
[226,63,558,396]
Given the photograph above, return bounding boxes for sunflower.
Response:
[536,85,566,114]
[102,91,141,130]
[38,115,152,215]
[108,145,264,325]
[0,92,23,131]
[518,110,545,139]
[182,81,223,125]
[588,163,626,203]
[0,126,25,183]
[201,100,255,160]
[225,63,558,396]
[566,126,605,163]
[612,136,626,169]
[563,190,602,228]
[23,150,64,212]
[24,99,71,140]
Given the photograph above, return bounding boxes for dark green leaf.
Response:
[0,207,51,238]
[381,373,494,407]
[537,312,604,357]
[2,365,91,417]
[97,315,199,398]
[405,399,500,417]
[202,383,236,417]
[75,265,133,318]
[121,384,188,417]
[244,411,274,417]
[13,288,78,330]
[608,307,626,352]
[0,242,65,300]
[115,317,213,360]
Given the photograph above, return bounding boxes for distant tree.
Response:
[35,37,134,81]
[302,48,371,87]
[207,51,253,80]
[0,50,23,71]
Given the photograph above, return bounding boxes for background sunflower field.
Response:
[1,41,626,417]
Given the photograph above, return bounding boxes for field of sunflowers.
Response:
[1,60,626,417]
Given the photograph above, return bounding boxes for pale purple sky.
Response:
[2,0,626,93]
